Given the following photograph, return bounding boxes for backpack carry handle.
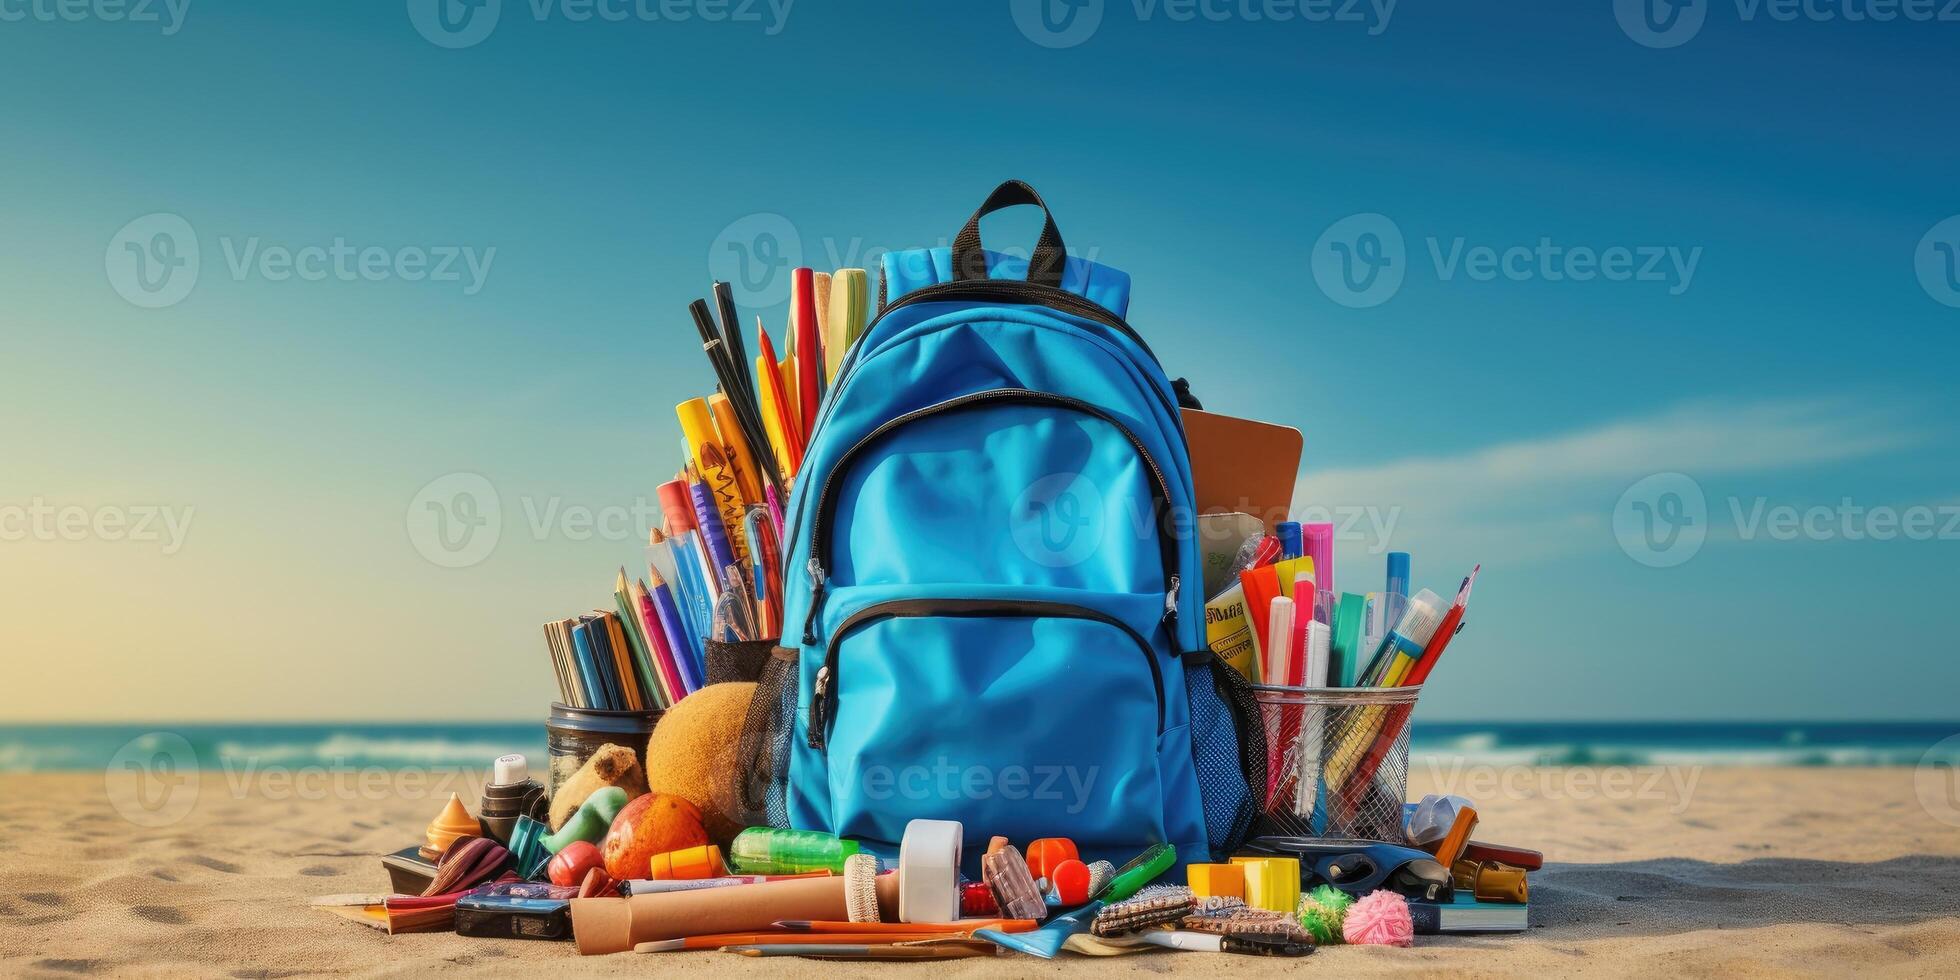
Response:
[951,179,1068,290]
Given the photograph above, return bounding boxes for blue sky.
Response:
[1,1,1955,721]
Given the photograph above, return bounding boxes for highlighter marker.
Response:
[1381,552,1410,639]
[1303,522,1335,597]
[1276,521,1303,559]
[1364,588,1446,687]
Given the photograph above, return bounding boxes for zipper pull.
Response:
[1163,574,1181,629]
[807,664,831,750]
[802,560,827,644]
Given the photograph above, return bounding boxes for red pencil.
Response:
[1404,565,1477,686]
[792,267,821,444]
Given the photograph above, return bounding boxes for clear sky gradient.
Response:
[2,1,1955,722]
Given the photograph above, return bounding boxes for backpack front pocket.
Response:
[813,595,1170,853]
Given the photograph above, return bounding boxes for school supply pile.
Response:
[318,180,1543,960]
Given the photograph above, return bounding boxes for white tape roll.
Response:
[897,819,962,923]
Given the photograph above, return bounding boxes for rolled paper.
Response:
[571,872,901,955]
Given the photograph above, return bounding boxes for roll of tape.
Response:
[897,819,961,923]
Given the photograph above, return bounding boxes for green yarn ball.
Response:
[1296,885,1355,945]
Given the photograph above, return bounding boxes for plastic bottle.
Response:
[726,827,859,874]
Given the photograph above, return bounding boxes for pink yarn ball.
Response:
[1341,890,1414,947]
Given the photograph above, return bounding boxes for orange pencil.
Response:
[637,931,977,952]
[755,322,804,470]
[772,919,1036,934]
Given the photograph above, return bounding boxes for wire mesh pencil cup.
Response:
[1252,685,1420,843]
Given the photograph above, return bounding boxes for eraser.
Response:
[1050,859,1091,905]
[648,844,725,881]
[1186,862,1244,900]
[1231,856,1299,914]
[1025,838,1079,881]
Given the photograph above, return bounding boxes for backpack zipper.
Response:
[874,279,1158,364]
[803,279,1176,454]
[808,597,1167,752]
[800,388,1181,645]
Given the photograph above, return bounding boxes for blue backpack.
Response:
[752,181,1265,866]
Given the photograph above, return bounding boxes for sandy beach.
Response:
[4,766,1958,978]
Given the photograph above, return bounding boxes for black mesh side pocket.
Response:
[1209,656,1267,849]
[734,646,799,829]
[706,637,777,686]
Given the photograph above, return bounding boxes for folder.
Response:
[1182,408,1302,521]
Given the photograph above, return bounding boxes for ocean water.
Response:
[1,721,1955,773]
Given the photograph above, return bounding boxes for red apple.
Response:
[546,840,603,887]
[600,793,709,881]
